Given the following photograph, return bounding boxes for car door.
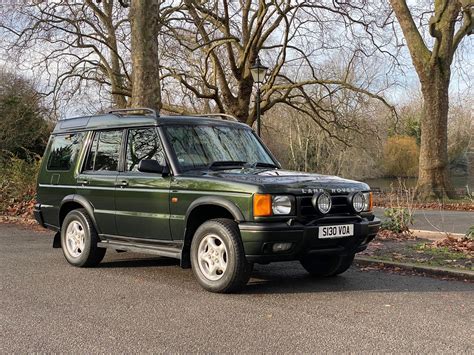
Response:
[76,129,124,236]
[114,127,172,240]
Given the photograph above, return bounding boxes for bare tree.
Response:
[389,0,473,200]
[128,0,183,110]
[0,1,131,110]
[160,0,397,133]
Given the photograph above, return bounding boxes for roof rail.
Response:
[194,113,239,122]
[108,108,158,117]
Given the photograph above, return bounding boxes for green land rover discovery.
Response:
[34,108,380,293]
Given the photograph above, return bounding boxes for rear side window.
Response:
[47,133,85,171]
[84,130,123,172]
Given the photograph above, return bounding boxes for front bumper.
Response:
[239,216,380,263]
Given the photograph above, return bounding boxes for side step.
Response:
[97,240,181,260]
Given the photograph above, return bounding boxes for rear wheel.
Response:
[61,209,106,267]
[300,253,355,277]
[191,219,252,293]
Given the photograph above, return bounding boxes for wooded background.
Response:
[0,0,472,202]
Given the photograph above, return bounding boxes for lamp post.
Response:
[250,56,268,137]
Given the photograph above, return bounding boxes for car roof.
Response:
[52,112,251,134]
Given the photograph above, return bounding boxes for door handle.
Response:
[115,180,129,187]
[77,179,89,185]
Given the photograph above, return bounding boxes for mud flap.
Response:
[52,231,61,248]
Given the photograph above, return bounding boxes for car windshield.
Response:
[164,124,276,171]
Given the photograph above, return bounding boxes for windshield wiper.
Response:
[208,160,247,170]
[249,162,279,169]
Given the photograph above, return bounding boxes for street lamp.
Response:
[251,56,268,137]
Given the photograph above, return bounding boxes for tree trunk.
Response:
[416,66,453,200]
[129,0,162,111]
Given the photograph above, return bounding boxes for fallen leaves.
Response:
[431,236,474,257]
[376,229,417,241]
[2,188,36,218]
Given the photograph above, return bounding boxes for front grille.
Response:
[296,193,352,219]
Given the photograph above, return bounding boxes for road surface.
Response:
[373,207,473,234]
[1,224,473,353]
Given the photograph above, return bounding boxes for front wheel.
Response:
[300,253,355,277]
[190,219,252,293]
[61,209,106,267]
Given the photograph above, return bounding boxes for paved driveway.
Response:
[373,207,473,234]
[1,224,473,353]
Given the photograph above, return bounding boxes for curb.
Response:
[355,256,474,281]
[411,229,465,240]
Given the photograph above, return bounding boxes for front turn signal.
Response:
[253,194,272,217]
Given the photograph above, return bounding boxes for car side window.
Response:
[126,128,165,172]
[84,130,123,172]
[47,133,85,171]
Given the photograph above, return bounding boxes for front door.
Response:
[76,129,124,236]
[114,127,171,240]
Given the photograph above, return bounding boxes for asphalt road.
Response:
[373,207,473,234]
[1,224,473,353]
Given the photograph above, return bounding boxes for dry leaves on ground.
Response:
[376,229,417,241]
[431,235,474,256]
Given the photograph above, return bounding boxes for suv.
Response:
[34,108,380,293]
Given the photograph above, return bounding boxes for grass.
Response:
[363,239,472,271]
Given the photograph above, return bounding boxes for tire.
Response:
[190,218,252,293]
[300,253,355,277]
[61,208,106,267]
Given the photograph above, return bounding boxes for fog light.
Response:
[272,243,292,252]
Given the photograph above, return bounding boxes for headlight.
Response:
[351,192,373,213]
[312,192,332,214]
[253,194,294,216]
[272,195,292,215]
[352,192,365,212]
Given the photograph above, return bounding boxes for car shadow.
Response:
[96,253,472,295]
[242,263,473,295]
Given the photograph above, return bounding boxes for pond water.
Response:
[362,175,473,195]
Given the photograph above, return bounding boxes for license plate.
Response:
[318,224,353,239]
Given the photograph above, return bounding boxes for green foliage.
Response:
[467,226,474,240]
[404,116,421,145]
[0,156,40,213]
[382,135,419,177]
[381,207,414,233]
[0,70,52,159]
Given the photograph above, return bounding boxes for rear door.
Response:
[76,129,124,236]
[114,127,172,240]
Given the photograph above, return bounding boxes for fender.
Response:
[180,196,246,268]
[184,196,245,225]
[60,194,100,233]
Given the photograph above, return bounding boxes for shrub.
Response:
[467,226,474,240]
[382,135,419,177]
[0,156,40,215]
[381,207,414,233]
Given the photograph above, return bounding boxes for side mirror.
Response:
[138,159,169,175]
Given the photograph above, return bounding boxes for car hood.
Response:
[194,168,370,194]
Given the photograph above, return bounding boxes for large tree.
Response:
[389,0,473,200]
[161,0,397,132]
[0,0,180,112]
[128,0,181,110]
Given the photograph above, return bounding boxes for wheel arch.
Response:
[59,195,99,232]
[180,197,245,268]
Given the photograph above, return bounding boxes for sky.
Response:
[0,0,472,118]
